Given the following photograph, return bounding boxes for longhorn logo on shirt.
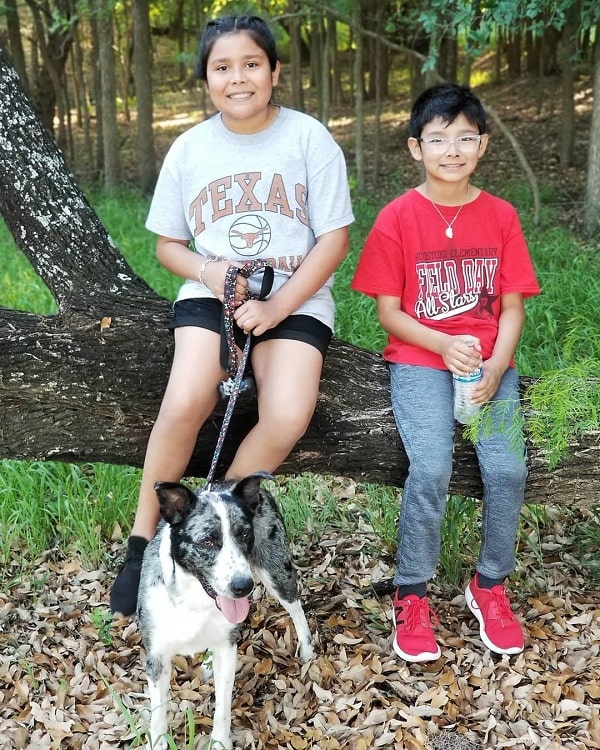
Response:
[229,215,272,256]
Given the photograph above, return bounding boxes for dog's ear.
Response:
[230,471,274,510]
[154,481,197,525]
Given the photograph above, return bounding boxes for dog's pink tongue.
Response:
[216,596,250,624]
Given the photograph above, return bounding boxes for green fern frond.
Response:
[524,360,600,469]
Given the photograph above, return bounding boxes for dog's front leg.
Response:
[257,570,315,662]
[279,598,315,662]
[209,643,237,749]
[146,654,172,750]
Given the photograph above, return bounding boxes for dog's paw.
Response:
[299,641,316,662]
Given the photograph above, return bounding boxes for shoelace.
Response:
[396,597,440,631]
[485,586,516,623]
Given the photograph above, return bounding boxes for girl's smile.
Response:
[205,31,280,134]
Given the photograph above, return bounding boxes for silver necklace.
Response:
[427,185,470,239]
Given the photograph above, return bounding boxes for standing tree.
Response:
[94,0,121,188]
[3,0,28,91]
[132,0,157,194]
[585,51,600,234]
[24,0,74,143]
[286,0,305,112]
[353,0,365,192]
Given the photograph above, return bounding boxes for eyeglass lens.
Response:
[420,136,481,152]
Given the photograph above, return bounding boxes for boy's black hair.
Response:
[196,15,279,81]
[409,83,487,138]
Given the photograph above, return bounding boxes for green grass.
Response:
[1,180,599,591]
[0,239,56,314]
[0,461,140,582]
[91,190,180,301]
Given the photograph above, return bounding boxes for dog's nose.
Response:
[230,575,253,598]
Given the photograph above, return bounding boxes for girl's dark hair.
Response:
[409,83,487,138]
[196,15,279,81]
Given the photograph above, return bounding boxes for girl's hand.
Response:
[202,259,248,304]
[233,298,283,337]
[441,335,483,375]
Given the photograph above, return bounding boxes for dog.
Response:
[136,471,314,750]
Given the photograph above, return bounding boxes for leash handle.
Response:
[220,260,274,377]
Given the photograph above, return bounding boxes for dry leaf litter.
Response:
[1,506,598,750]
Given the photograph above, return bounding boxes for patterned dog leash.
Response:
[206,260,274,487]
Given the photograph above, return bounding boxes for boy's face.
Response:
[407,114,488,184]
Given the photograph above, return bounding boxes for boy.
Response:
[351,84,540,662]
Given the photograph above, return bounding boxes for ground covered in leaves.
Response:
[1,506,598,750]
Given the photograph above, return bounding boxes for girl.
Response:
[111,15,354,616]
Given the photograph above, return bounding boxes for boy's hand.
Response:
[472,362,504,404]
[442,336,482,375]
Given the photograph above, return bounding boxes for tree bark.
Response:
[132,0,157,193]
[287,1,304,112]
[585,47,600,234]
[94,0,120,189]
[0,47,598,507]
[353,0,365,193]
[3,0,29,93]
[558,22,576,167]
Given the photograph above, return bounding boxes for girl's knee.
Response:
[157,391,216,431]
[260,406,312,444]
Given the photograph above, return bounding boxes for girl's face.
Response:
[205,31,280,134]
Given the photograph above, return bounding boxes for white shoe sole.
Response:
[391,611,441,663]
[392,636,441,662]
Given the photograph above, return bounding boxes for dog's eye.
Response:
[202,538,215,548]
[240,530,252,544]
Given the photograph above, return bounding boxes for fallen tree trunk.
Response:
[1,310,598,506]
[1,47,598,507]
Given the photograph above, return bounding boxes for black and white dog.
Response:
[136,471,314,750]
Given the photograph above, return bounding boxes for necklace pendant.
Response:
[445,226,454,239]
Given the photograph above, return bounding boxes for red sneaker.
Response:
[465,574,525,655]
[391,591,441,662]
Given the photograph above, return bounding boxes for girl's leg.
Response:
[474,367,527,579]
[112,323,229,615]
[389,364,455,588]
[226,338,323,478]
[130,326,225,539]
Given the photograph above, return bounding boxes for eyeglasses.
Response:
[417,135,483,153]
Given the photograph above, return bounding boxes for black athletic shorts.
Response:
[168,298,332,359]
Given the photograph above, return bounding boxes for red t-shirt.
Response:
[351,189,541,368]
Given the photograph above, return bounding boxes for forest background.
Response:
[2,0,600,224]
[0,1,599,748]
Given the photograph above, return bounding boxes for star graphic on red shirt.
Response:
[477,288,499,316]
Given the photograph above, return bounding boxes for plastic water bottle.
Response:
[453,367,482,424]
